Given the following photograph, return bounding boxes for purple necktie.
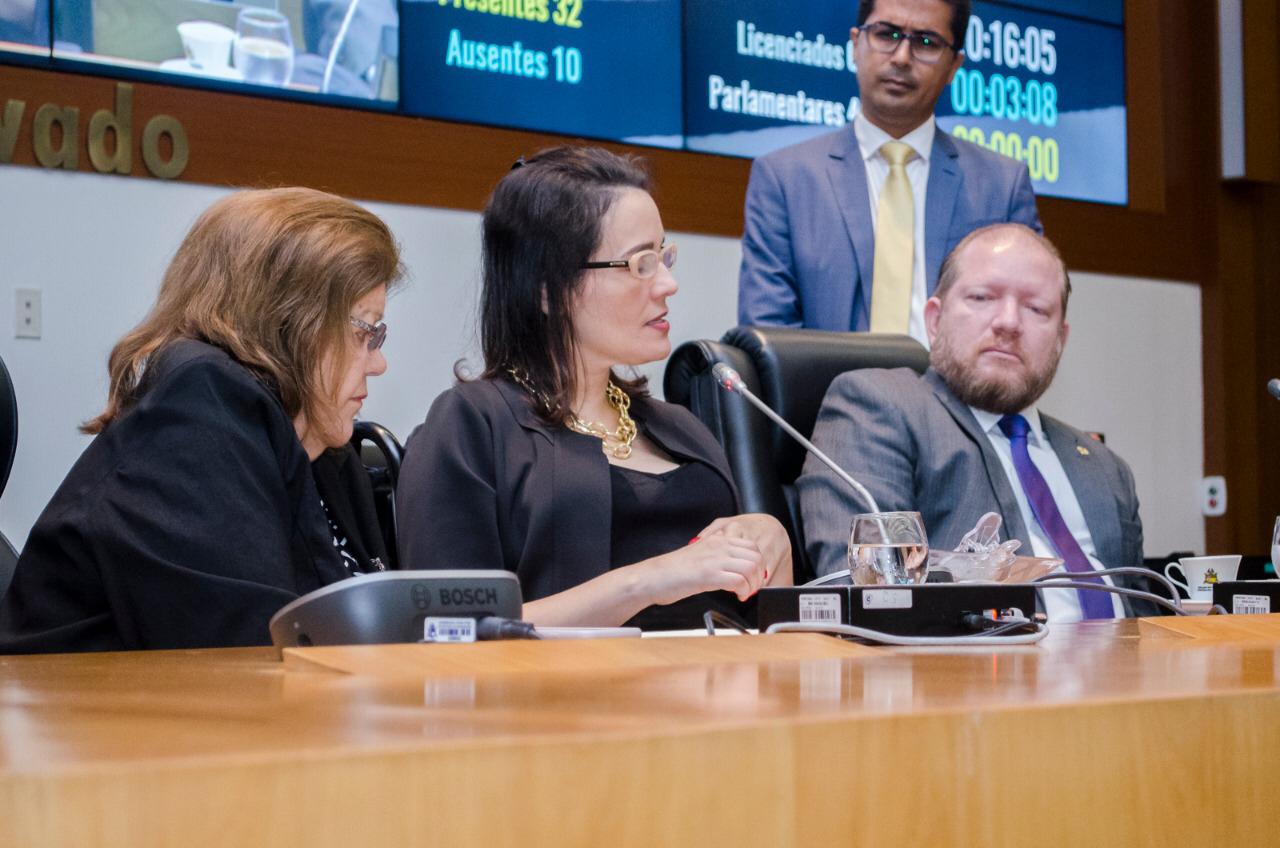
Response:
[998,414,1114,620]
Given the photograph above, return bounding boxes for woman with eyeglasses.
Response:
[0,187,403,653]
[397,146,792,630]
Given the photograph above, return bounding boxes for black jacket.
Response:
[0,340,355,653]
[396,377,740,603]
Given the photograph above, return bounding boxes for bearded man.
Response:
[797,223,1146,621]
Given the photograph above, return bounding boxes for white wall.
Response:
[0,166,1204,557]
[1041,272,1204,558]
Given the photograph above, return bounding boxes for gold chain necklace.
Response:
[505,367,553,413]
[566,382,638,460]
[506,368,638,460]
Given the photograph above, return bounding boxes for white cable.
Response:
[764,620,1050,646]
[1033,578,1211,616]
[1033,566,1183,608]
[322,0,362,94]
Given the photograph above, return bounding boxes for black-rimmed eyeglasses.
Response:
[582,243,678,280]
[859,21,959,64]
[349,316,388,351]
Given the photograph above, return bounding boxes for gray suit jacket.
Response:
[797,368,1144,593]
[738,125,1042,331]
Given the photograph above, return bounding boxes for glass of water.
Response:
[234,9,295,87]
[848,511,929,585]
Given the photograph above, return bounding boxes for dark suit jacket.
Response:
[396,378,741,603]
[798,368,1148,611]
[0,339,352,653]
[738,125,1042,331]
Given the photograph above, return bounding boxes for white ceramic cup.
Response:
[178,21,236,71]
[1164,555,1242,601]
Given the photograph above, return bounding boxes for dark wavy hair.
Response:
[478,145,651,423]
[857,0,970,48]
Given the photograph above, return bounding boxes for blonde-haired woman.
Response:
[0,187,403,653]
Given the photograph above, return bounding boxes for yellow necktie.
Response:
[869,141,915,333]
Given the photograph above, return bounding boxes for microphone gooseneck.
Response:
[710,363,881,514]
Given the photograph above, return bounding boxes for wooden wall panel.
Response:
[0,63,751,237]
[1244,0,1280,182]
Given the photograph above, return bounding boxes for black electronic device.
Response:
[1211,581,1280,616]
[269,570,522,648]
[757,583,1039,637]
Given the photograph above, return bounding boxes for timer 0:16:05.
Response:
[949,125,1060,184]
[949,69,1058,127]
[965,16,1057,74]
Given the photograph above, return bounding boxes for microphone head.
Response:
[1269,378,1280,401]
[711,362,742,392]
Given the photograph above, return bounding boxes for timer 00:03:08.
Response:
[949,69,1058,126]
[949,125,1060,183]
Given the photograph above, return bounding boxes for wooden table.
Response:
[2,620,1278,847]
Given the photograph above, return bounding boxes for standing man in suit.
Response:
[798,224,1146,621]
[738,0,1042,346]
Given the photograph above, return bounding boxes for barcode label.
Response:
[799,594,841,623]
[1232,595,1272,615]
[424,617,477,643]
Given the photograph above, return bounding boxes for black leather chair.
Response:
[0,353,18,600]
[664,327,930,581]
[351,420,403,569]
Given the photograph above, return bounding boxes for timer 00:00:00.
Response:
[949,125,1060,183]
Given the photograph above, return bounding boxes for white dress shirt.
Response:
[969,406,1125,622]
[853,113,934,348]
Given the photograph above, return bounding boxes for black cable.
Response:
[703,609,752,635]
[977,619,1037,637]
[960,611,1036,637]
[475,616,540,640]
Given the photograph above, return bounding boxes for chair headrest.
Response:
[351,420,403,486]
[721,327,929,482]
[0,354,16,498]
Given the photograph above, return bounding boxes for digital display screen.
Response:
[1,0,1128,205]
[683,0,1127,206]
[400,0,682,148]
[31,0,399,104]
[936,1,1127,205]
[0,0,52,57]
[683,0,853,158]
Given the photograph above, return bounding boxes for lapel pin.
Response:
[1076,445,1090,456]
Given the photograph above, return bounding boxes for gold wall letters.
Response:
[1,83,188,179]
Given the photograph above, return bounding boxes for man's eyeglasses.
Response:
[859,21,959,65]
[582,243,678,280]
[349,316,388,351]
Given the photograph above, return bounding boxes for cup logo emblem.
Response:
[1205,568,1218,584]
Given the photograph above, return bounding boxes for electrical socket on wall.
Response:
[15,288,41,339]
[1201,476,1227,517]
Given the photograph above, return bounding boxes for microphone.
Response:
[711,363,881,513]
[1268,378,1280,401]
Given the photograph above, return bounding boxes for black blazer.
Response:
[396,378,741,602]
[0,339,352,653]
[312,443,390,573]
